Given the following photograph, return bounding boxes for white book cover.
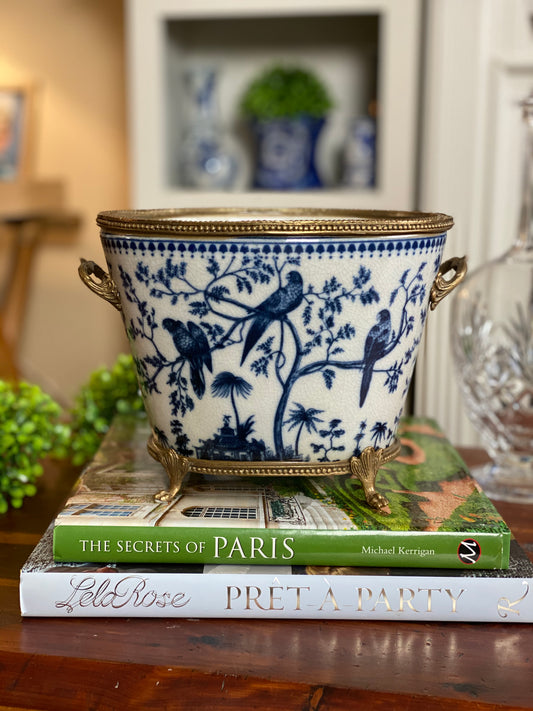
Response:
[20,525,533,622]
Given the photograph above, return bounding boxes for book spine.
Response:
[20,568,532,622]
[52,526,510,569]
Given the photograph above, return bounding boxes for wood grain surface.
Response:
[1,452,532,710]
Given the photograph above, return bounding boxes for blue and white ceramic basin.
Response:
[80,209,465,508]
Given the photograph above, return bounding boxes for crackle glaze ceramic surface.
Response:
[84,209,456,466]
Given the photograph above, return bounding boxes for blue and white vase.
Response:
[177,67,239,190]
[251,116,324,189]
[342,116,377,188]
[80,209,465,509]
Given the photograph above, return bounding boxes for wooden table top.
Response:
[1,449,532,710]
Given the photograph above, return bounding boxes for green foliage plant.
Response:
[0,381,70,513]
[0,353,145,512]
[69,353,145,465]
[240,64,333,121]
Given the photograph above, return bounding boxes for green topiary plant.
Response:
[0,353,145,512]
[68,353,145,465]
[240,64,333,121]
[0,381,71,513]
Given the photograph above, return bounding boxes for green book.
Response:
[53,415,511,569]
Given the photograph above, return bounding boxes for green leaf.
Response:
[0,353,145,513]
[241,64,333,120]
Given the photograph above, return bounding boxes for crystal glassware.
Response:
[451,94,533,502]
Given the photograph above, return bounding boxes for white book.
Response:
[20,525,533,622]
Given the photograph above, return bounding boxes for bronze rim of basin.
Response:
[96,208,453,238]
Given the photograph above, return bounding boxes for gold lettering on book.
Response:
[318,587,340,611]
[225,584,467,614]
[357,587,372,611]
[444,588,465,613]
[399,588,417,611]
[357,587,466,613]
[287,585,310,611]
[497,584,530,618]
[226,585,311,611]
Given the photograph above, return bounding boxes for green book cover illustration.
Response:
[53,415,511,568]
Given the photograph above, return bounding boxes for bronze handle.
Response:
[78,258,122,312]
[429,256,467,311]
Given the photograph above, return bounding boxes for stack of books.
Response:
[20,415,533,622]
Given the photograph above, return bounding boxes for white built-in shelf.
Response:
[126,0,421,210]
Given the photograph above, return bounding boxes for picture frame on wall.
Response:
[0,86,32,181]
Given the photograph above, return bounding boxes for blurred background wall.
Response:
[1,0,532,450]
[0,0,128,403]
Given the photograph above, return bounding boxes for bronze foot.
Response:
[349,447,390,510]
[147,432,190,501]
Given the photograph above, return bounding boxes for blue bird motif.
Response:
[163,319,213,398]
[359,309,391,407]
[240,270,304,365]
